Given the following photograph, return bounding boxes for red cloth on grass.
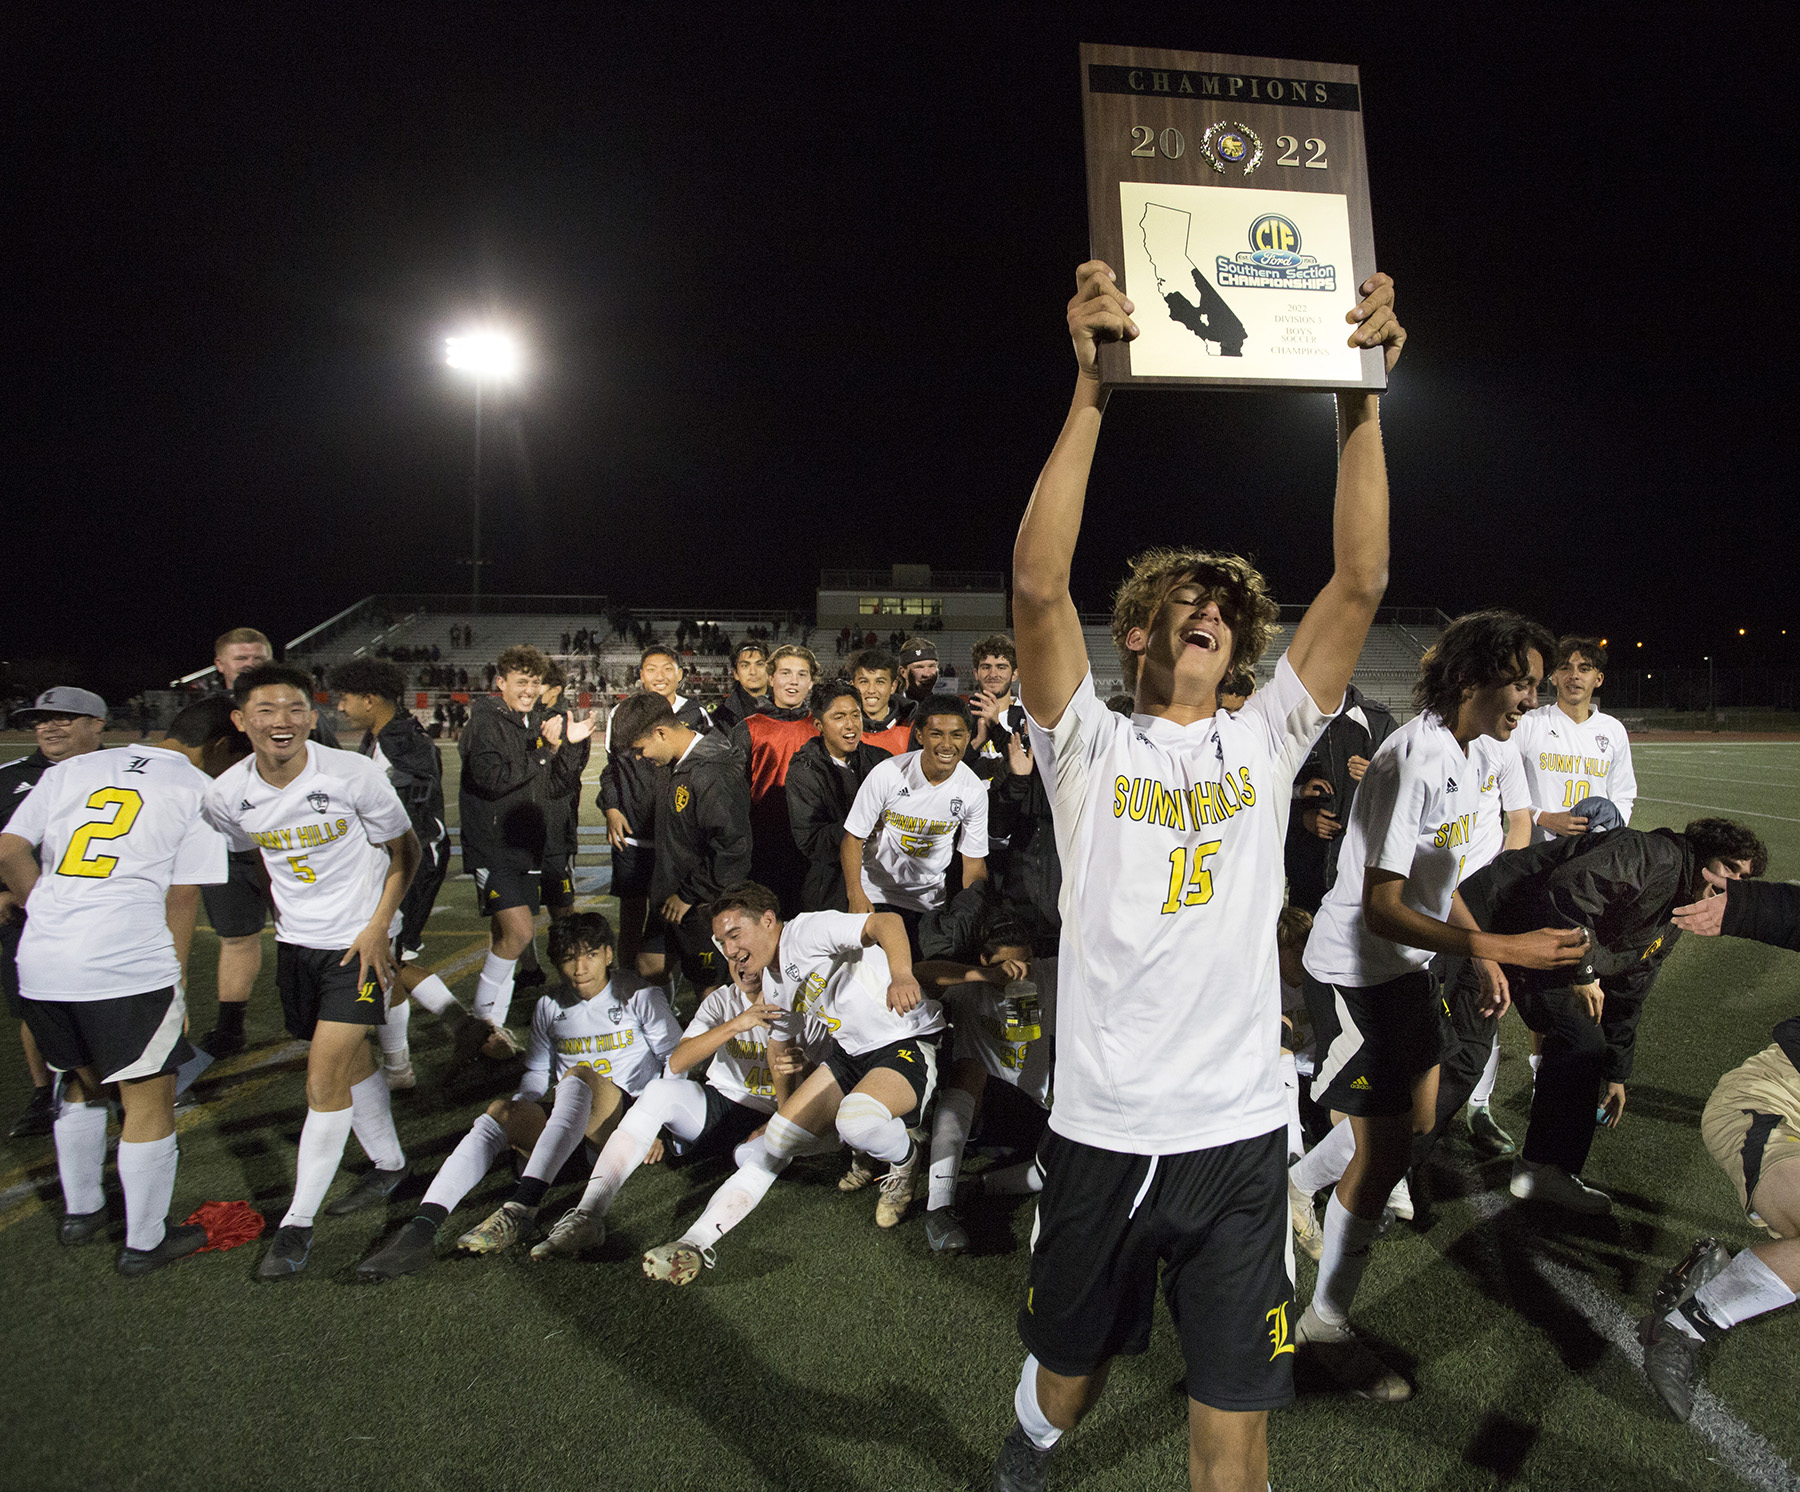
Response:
[182,1201,266,1252]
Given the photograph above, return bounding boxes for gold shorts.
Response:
[1701,1043,1800,1237]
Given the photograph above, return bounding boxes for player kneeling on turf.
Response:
[357,912,679,1280]
[914,919,1055,1256]
[532,962,831,1259]
[640,881,944,1285]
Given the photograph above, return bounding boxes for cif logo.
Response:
[1248,214,1301,260]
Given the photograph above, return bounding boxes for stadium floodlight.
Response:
[445,328,525,613]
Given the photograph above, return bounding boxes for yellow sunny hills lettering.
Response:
[1112,770,1260,827]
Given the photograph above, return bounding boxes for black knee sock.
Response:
[216,1002,246,1038]
[510,1177,549,1211]
[413,1203,450,1229]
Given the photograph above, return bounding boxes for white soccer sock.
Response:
[378,997,411,1064]
[580,1127,655,1219]
[982,1158,1045,1195]
[520,1074,595,1186]
[678,1156,782,1251]
[117,1133,178,1252]
[1289,1117,1357,1196]
[407,973,461,1016]
[471,952,518,1026]
[1279,1049,1303,1160]
[349,1070,405,1171]
[423,1113,510,1213]
[53,1099,108,1216]
[1013,1355,1063,1450]
[927,1087,978,1210]
[1312,1192,1382,1327]
[1469,1036,1502,1108]
[836,1092,911,1164]
[578,1077,708,1216]
[1691,1249,1798,1330]
[281,1106,356,1228]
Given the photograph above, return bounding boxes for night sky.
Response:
[10,4,1793,704]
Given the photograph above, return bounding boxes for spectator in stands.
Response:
[600,647,712,980]
[1,687,108,1137]
[710,642,770,732]
[561,631,572,654]
[460,645,593,1051]
[730,644,820,916]
[788,678,894,912]
[1284,683,1398,914]
[851,647,914,755]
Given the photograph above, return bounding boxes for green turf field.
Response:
[1,740,1797,1491]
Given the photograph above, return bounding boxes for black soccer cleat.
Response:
[356,1217,438,1282]
[1652,1237,1732,1317]
[257,1224,314,1281]
[8,1085,55,1139]
[117,1221,209,1279]
[324,1165,409,1217]
[992,1420,1057,1492]
[1639,1309,1705,1422]
[197,1027,246,1060]
[512,966,547,990]
[59,1207,109,1246]
[924,1207,970,1256]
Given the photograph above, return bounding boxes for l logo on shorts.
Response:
[1266,1301,1295,1359]
[357,981,376,1003]
[896,1047,916,1063]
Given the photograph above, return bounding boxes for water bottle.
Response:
[1002,978,1041,1043]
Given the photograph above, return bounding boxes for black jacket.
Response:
[709,683,768,734]
[1290,685,1398,894]
[360,712,446,850]
[650,732,753,911]
[0,750,53,835]
[599,695,711,843]
[1720,879,1800,952]
[785,737,891,912]
[537,705,590,860]
[458,695,585,873]
[989,761,1062,954]
[1459,827,1695,1081]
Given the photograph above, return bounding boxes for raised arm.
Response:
[1013,262,1136,728]
[1283,274,1407,712]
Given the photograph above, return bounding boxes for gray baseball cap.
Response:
[16,687,108,723]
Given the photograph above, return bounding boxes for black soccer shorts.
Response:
[667,909,722,993]
[823,1034,939,1118]
[541,853,577,912]
[24,987,194,1084]
[610,842,655,898]
[1308,970,1446,1117]
[201,849,268,939]
[474,865,542,919]
[1019,1126,1296,1411]
[276,943,388,1040]
[398,837,451,952]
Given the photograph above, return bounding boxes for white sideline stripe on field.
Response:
[1637,772,1800,790]
[1460,1183,1799,1492]
[1635,797,1800,825]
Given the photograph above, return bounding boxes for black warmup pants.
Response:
[1511,984,1607,1175]
[1406,956,1497,1174]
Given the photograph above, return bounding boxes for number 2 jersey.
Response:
[203,741,413,950]
[516,976,682,1102]
[1028,659,1329,1155]
[9,746,229,1001]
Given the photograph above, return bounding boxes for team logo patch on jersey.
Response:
[785,964,801,981]
[949,798,964,817]
[307,791,330,813]
[125,756,149,774]
[674,785,691,813]
[1595,734,1610,752]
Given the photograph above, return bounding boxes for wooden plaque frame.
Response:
[1081,42,1383,392]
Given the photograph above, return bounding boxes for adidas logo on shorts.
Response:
[1351,1076,1371,1090]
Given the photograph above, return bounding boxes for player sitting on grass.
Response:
[531,961,831,1259]
[914,918,1054,1257]
[203,665,422,1283]
[639,881,943,1285]
[0,697,244,1276]
[356,912,679,1280]
[1637,876,1800,1421]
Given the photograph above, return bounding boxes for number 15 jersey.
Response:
[1027,658,1328,1155]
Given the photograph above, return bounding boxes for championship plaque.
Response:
[1080,43,1383,392]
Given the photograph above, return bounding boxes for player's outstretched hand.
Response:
[1006,732,1033,777]
[605,808,632,853]
[886,973,924,1015]
[1672,867,1732,935]
[1574,980,1605,1023]
[1601,1082,1628,1128]
[1537,811,1590,837]
[1069,261,1137,380]
[1502,926,1590,969]
[342,922,396,996]
[736,1000,785,1033]
[541,713,564,746]
[1473,957,1511,1019]
[565,711,596,744]
[1347,272,1405,372]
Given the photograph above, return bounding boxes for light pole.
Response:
[445,330,522,614]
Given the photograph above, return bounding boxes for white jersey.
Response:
[1461,738,1530,875]
[685,982,832,1113]
[844,752,989,912]
[1028,657,1328,1155]
[10,747,229,1002]
[517,977,681,1101]
[1512,703,1637,842]
[944,958,1057,1110]
[764,910,946,1058]
[203,742,412,950]
[1305,713,1515,988]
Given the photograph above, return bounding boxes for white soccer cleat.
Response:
[383,1060,416,1092]
[1296,1303,1413,1401]
[530,1207,605,1261]
[642,1240,710,1286]
[1508,1160,1611,1214]
[1386,1176,1414,1222]
[1288,1175,1324,1261]
[456,1200,532,1254]
[838,1155,878,1192]
[875,1136,925,1230]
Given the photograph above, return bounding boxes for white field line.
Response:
[1635,798,1800,825]
[1636,772,1800,790]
